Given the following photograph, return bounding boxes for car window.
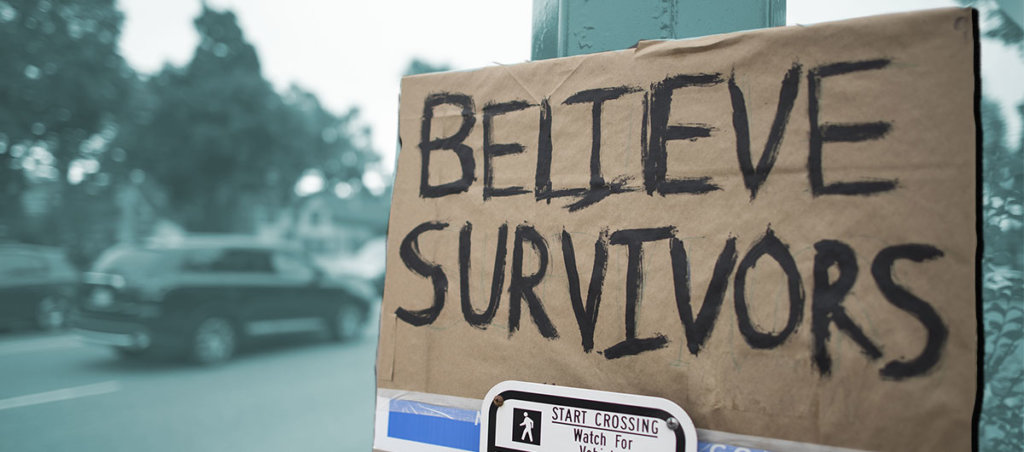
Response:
[272,252,315,280]
[185,248,274,273]
[180,248,222,272]
[91,248,171,277]
[0,253,48,277]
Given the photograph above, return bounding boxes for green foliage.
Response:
[979,99,1024,451]
[0,0,132,262]
[0,0,130,146]
[403,58,452,76]
[1,1,380,263]
[951,3,1023,449]
[281,85,377,188]
[118,6,377,233]
[985,8,1023,47]
[956,0,1024,51]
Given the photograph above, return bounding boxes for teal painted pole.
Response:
[532,0,785,60]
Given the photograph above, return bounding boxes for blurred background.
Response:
[0,1,528,451]
[0,0,1019,451]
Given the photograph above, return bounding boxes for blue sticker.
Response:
[388,400,480,451]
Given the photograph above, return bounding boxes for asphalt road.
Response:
[0,323,378,452]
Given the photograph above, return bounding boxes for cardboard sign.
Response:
[378,8,978,451]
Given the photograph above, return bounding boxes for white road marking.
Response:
[0,381,121,411]
[0,335,83,356]
[246,317,326,336]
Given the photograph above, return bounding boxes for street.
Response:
[0,324,378,452]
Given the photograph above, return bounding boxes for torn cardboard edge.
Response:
[379,7,980,451]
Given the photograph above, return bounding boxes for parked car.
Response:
[73,237,376,364]
[0,244,78,331]
[315,237,386,295]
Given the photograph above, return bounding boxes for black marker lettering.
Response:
[396,221,449,326]
[671,237,738,355]
[459,222,508,328]
[509,224,559,339]
[730,64,802,200]
[872,244,948,379]
[604,227,674,359]
[734,227,805,348]
[419,93,476,198]
[640,90,650,186]
[536,97,586,204]
[535,97,554,202]
[483,100,532,200]
[646,73,724,196]
[808,59,897,196]
[563,86,642,189]
[811,240,882,375]
[561,229,609,353]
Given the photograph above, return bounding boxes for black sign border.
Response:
[486,389,686,452]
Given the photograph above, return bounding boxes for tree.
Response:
[978,99,1023,452]
[0,0,132,249]
[281,85,377,194]
[954,2,1024,450]
[403,58,451,76]
[960,0,1023,53]
[121,7,277,232]
[119,6,377,233]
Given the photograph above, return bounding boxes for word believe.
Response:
[418,59,896,211]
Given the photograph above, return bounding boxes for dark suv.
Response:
[73,238,376,364]
[0,244,79,331]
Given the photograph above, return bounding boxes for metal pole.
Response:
[532,0,786,60]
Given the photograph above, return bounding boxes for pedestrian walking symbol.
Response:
[512,408,541,445]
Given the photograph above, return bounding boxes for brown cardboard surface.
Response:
[377,8,978,451]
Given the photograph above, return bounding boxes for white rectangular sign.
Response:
[482,381,697,452]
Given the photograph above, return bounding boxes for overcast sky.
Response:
[119,0,1023,175]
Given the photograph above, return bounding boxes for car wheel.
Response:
[191,317,236,364]
[35,296,69,331]
[331,303,365,341]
